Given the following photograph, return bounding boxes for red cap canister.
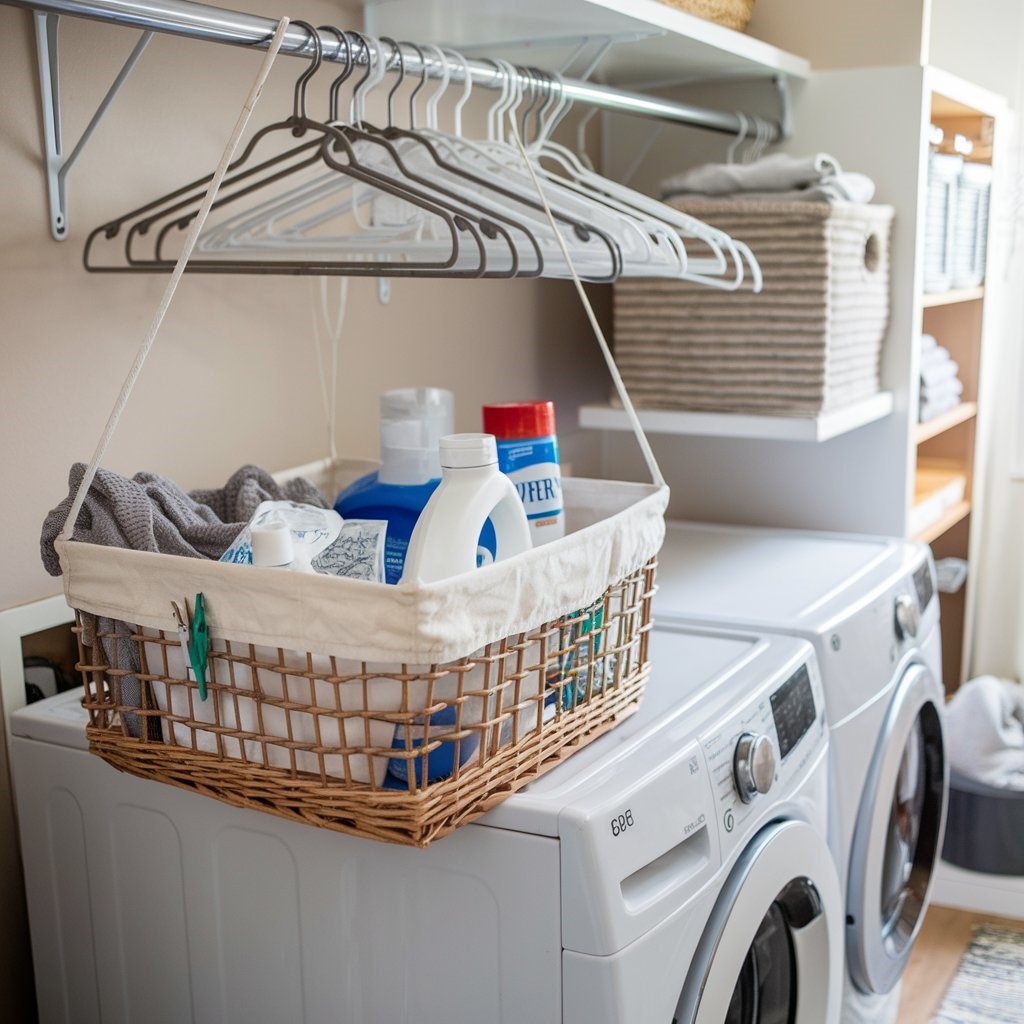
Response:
[482,401,556,440]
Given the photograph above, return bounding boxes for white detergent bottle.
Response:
[400,434,532,584]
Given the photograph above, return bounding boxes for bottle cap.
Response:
[378,387,454,486]
[251,521,294,567]
[482,401,556,441]
[439,433,498,470]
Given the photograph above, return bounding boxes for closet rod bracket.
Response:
[34,12,152,240]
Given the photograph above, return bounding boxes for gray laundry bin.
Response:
[942,767,1024,875]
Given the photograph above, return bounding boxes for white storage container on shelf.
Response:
[922,152,963,293]
[952,161,992,288]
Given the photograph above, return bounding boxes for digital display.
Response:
[770,665,817,760]
[914,563,934,613]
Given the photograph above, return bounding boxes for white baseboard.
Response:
[932,858,1024,919]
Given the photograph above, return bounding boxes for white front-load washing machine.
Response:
[11,625,843,1024]
[650,521,948,1015]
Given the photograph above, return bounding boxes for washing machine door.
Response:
[674,819,843,1024]
[846,660,946,995]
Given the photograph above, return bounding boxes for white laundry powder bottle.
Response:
[399,433,531,584]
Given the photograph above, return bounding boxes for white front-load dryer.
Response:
[11,626,842,1024]
[649,521,948,1017]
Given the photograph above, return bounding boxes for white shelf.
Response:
[921,286,985,308]
[364,0,810,86]
[578,392,894,442]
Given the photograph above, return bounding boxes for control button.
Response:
[894,594,920,640]
[733,733,776,803]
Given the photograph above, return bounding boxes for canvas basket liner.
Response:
[66,466,665,847]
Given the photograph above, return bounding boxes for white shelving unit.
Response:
[364,0,810,84]
[579,392,894,442]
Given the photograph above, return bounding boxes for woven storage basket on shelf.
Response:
[655,0,756,31]
[613,199,894,417]
[65,462,665,849]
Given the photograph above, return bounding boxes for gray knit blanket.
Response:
[40,462,328,575]
[40,463,330,737]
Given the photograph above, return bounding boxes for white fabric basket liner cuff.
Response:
[58,470,667,665]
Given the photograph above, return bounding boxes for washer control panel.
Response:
[703,658,825,842]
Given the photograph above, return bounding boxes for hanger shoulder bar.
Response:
[6,0,783,141]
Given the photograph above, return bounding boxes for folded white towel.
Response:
[921,358,960,387]
[921,374,958,401]
[944,676,1024,790]
[922,333,938,351]
[919,394,961,422]
[921,343,953,370]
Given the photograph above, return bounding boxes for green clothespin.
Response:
[188,592,209,702]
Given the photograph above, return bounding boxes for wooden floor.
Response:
[897,905,1024,1023]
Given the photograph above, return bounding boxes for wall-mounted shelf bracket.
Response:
[34,12,152,240]
[773,73,792,140]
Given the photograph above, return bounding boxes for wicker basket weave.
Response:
[656,0,756,31]
[75,558,656,848]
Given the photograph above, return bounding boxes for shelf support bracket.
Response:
[773,73,792,140]
[34,12,152,240]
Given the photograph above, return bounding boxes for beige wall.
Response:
[747,0,930,68]
[0,3,607,1014]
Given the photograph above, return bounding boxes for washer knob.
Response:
[894,594,920,640]
[734,733,776,803]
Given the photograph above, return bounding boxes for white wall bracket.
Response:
[34,12,152,240]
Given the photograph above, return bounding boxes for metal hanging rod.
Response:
[11,0,786,138]
[11,0,788,239]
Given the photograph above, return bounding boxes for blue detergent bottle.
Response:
[336,389,497,584]
[335,388,452,585]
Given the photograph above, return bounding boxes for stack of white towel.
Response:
[919,333,963,422]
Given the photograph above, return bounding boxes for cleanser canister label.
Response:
[496,437,565,543]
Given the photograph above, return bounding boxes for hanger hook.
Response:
[347,31,377,126]
[481,58,508,142]
[535,68,559,142]
[493,59,520,142]
[380,37,405,128]
[532,69,555,146]
[402,40,428,130]
[290,21,324,129]
[423,43,450,132]
[520,67,542,144]
[323,26,354,122]
[443,47,473,138]
[726,111,748,164]
[545,72,573,140]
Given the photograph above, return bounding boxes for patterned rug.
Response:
[932,924,1024,1023]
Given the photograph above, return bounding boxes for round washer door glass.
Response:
[674,820,843,1024]
[847,662,945,995]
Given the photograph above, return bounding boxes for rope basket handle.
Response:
[57,18,291,544]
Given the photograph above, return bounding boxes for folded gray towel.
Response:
[662,153,840,195]
[660,153,876,204]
